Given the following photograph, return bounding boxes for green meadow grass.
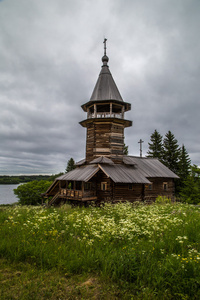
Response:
[0,202,200,299]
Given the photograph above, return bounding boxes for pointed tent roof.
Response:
[90,39,123,102]
[90,58,123,102]
[81,39,131,113]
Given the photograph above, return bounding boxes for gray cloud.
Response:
[0,0,199,174]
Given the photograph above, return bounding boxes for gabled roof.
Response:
[76,158,86,166]
[90,56,123,102]
[57,165,99,182]
[89,156,114,165]
[57,156,178,185]
[57,163,150,184]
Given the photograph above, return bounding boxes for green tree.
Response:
[162,131,180,174]
[180,165,200,204]
[65,158,76,173]
[123,143,129,155]
[147,129,163,161]
[14,180,53,205]
[178,144,191,180]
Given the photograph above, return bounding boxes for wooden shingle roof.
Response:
[90,60,123,102]
[123,156,179,179]
[58,156,179,184]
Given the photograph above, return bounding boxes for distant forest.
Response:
[0,174,62,184]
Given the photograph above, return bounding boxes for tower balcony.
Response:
[86,102,127,120]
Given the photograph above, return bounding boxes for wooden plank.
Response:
[82,197,97,201]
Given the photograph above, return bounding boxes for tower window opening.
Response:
[97,104,110,112]
[89,106,94,114]
[112,104,122,113]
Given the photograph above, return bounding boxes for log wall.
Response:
[114,183,143,202]
[86,120,125,163]
[144,178,175,201]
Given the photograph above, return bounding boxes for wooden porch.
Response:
[47,188,97,206]
[60,188,97,201]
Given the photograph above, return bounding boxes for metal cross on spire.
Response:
[103,38,107,56]
[138,139,144,157]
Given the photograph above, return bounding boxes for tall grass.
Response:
[0,202,200,299]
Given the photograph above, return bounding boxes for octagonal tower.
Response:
[80,39,132,163]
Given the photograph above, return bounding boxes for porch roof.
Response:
[57,165,99,182]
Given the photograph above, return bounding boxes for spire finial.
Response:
[102,38,109,65]
[103,38,107,56]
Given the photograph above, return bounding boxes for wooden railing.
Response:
[47,189,97,206]
[61,189,96,199]
[88,112,123,119]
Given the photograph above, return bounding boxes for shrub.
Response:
[14,180,53,205]
[155,195,172,204]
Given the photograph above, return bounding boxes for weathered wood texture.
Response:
[144,178,175,201]
[114,183,143,202]
[91,169,112,202]
[86,121,125,163]
[47,176,175,206]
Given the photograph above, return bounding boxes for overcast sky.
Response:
[0,0,199,175]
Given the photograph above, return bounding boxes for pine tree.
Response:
[65,158,76,173]
[146,129,163,161]
[162,131,180,174]
[180,165,200,204]
[178,144,191,180]
[123,143,129,155]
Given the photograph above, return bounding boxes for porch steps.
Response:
[48,192,60,207]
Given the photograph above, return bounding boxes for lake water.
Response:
[0,184,20,205]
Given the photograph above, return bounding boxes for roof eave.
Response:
[81,100,131,112]
[79,118,132,128]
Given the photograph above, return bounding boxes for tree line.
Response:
[0,175,57,185]
[147,130,191,183]
[147,129,200,203]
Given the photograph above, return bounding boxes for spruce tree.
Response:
[180,165,200,204]
[147,129,163,161]
[178,144,191,179]
[123,143,129,155]
[162,131,180,174]
[65,158,76,173]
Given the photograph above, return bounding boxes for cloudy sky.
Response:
[0,0,199,175]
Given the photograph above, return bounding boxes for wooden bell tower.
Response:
[80,39,132,164]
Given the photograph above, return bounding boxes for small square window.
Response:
[148,183,153,190]
[101,182,107,191]
[163,182,168,191]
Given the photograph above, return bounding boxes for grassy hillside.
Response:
[0,202,200,299]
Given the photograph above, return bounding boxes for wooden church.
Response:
[45,40,178,206]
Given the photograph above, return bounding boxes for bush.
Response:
[14,180,53,205]
[155,195,172,204]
